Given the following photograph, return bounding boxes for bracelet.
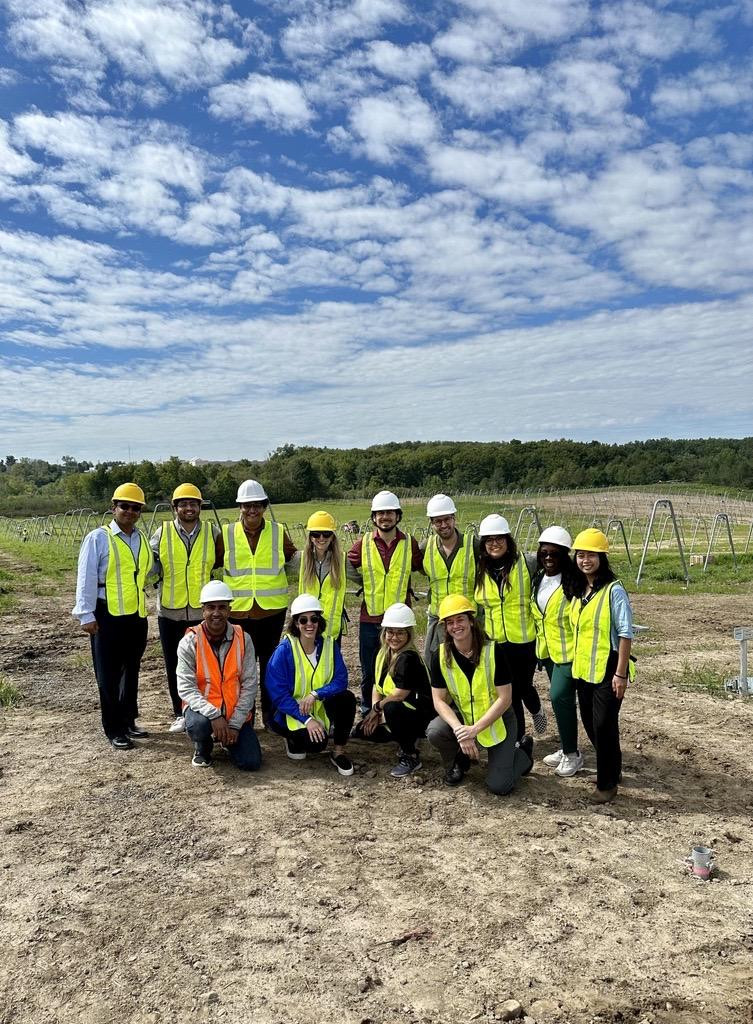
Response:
[614,673,627,679]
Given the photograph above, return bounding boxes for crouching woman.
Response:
[427,595,532,795]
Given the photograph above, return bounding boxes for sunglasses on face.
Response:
[117,502,142,513]
[309,531,333,540]
[297,614,320,625]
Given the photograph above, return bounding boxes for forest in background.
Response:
[1,437,752,515]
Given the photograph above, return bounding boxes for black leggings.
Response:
[352,700,434,755]
[269,690,357,752]
[500,640,541,740]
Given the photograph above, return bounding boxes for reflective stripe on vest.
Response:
[286,635,335,732]
[422,533,476,616]
[361,533,412,617]
[298,552,347,639]
[189,624,249,721]
[474,556,535,644]
[438,642,506,747]
[374,647,416,711]
[159,520,214,609]
[570,582,634,684]
[222,520,289,611]
[103,526,153,617]
[530,581,574,664]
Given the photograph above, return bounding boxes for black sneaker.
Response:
[127,724,149,739]
[330,753,354,777]
[110,735,134,750]
[390,753,422,778]
[444,752,470,786]
[191,748,212,768]
[518,734,534,775]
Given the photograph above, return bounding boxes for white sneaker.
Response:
[555,751,584,777]
[532,709,548,735]
[169,716,185,733]
[542,748,564,768]
[284,739,306,761]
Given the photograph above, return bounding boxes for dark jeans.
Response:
[90,600,148,740]
[501,640,541,740]
[426,708,531,796]
[230,610,286,718]
[358,621,382,711]
[352,701,434,755]
[184,707,262,770]
[158,616,199,716]
[574,652,623,790]
[269,689,357,752]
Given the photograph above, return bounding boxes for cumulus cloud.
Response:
[208,73,314,130]
[653,65,753,116]
[348,86,438,162]
[281,0,409,59]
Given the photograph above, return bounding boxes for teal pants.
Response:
[543,658,579,755]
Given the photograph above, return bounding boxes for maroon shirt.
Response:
[347,528,423,624]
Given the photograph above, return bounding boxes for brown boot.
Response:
[591,786,618,804]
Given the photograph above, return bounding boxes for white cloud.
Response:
[0,119,37,178]
[281,0,409,59]
[653,65,753,116]
[348,86,438,162]
[365,40,435,80]
[208,73,314,130]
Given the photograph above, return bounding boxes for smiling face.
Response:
[431,514,456,542]
[309,530,334,557]
[112,501,142,533]
[444,611,473,648]
[483,534,508,557]
[539,543,566,576]
[575,549,601,580]
[175,498,201,529]
[240,501,266,532]
[202,600,230,637]
[295,612,320,644]
[384,626,409,653]
[373,509,399,534]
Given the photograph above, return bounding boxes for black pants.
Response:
[352,701,433,755]
[358,621,381,711]
[158,616,199,716]
[230,611,286,718]
[269,690,357,752]
[574,652,623,790]
[501,640,541,740]
[90,600,148,740]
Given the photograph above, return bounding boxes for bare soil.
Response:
[1,550,752,1024]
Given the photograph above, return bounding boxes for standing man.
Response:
[176,581,261,770]
[151,483,222,733]
[347,490,422,715]
[420,494,479,667]
[73,482,155,750]
[221,479,297,721]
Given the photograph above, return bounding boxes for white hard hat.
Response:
[371,490,401,512]
[426,493,457,518]
[479,513,511,537]
[199,580,234,603]
[538,526,573,549]
[236,479,268,503]
[290,594,323,617]
[381,602,417,628]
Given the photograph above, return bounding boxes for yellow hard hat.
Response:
[572,528,609,553]
[112,482,145,505]
[438,594,476,621]
[307,511,336,531]
[172,483,202,502]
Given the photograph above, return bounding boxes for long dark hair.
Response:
[475,534,519,592]
[442,614,488,667]
[571,552,616,598]
[534,544,580,601]
[287,613,328,640]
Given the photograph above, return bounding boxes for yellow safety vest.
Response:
[530,579,574,664]
[374,647,417,710]
[422,533,476,616]
[285,635,335,732]
[222,520,289,612]
[102,526,153,617]
[360,532,412,617]
[570,582,636,684]
[474,556,536,644]
[438,642,506,747]
[298,553,347,639]
[159,520,214,609]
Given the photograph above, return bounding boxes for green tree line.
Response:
[1,437,752,515]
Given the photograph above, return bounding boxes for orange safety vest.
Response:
[187,623,250,722]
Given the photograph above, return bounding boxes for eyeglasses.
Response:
[484,534,507,542]
[297,615,320,625]
[309,531,333,539]
[241,502,266,511]
[431,516,454,525]
[117,502,142,513]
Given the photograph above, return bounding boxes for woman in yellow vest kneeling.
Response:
[298,511,347,642]
[352,603,435,778]
[570,529,634,804]
[427,595,533,794]
[265,595,357,777]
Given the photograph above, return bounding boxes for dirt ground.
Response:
[1,550,752,1024]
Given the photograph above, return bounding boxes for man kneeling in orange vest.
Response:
[177,581,262,770]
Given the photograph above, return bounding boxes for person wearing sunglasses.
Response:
[73,483,156,749]
[265,595,357,776]
[474,514,546,753]
[298,511,347,642]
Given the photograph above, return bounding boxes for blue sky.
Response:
[0,0,752,462]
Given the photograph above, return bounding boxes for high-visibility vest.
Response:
[422,533,476,616]
[298,553,347,639]
[374,647,419,710]
[530,578,574,664]
[360,532,412,617]
[187,623,250,722]
[474,556,536,644]
[285,635,335,732]
[222,520,289,612]
[159,520,214,609]
[102,525,153,617]
[570,582,636,684]
[438,642,506,747]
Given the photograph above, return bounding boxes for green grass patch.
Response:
[666,659,733,697]
[0,674,21,708]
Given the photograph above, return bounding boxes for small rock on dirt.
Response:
[200,991,219,1004]
[496,999,524,1021]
